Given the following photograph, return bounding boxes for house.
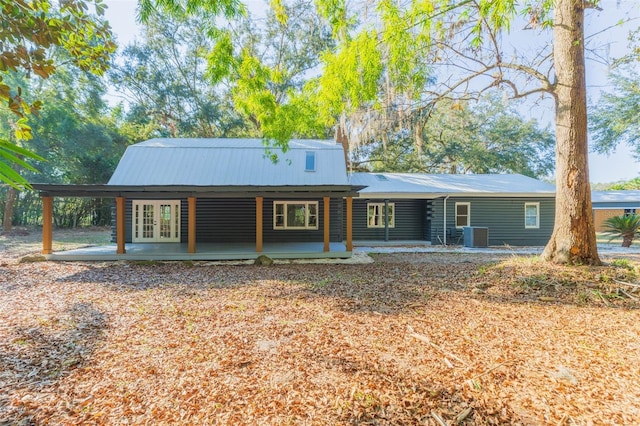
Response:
[32,138,361,260]
[31,138,558,260]
[349,173,556,246]
[592,190,640,232]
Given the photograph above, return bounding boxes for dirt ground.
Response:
[1,228,640,425]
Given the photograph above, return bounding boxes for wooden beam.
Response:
[42,196,53,255]
[188,197,196,253]
[116,197,126,254]
[256,196,263,252]
[323,196,330,252]
[346,196,353,251]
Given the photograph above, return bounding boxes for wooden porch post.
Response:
[42,196,53,254]
[116,196,126,254]
[256,196,263,252]
[188,197,196,253]
[323,196,330,252]
[346,196,353,251]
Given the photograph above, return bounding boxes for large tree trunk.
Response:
[3,187,17,232]
[541,0,600,265]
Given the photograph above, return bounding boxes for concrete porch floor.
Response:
[45,241,351,261]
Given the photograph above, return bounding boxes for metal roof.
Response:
[350,172,556,198]
[592,190,640,208]
[108,138,349,186]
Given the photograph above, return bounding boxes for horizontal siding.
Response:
[195,198,255,243]
[431,197,554,246]
[111,197,343,244]
[348,199,428,241]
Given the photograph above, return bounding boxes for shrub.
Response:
[603,214,640,247]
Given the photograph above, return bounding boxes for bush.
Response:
[603,214,640,247]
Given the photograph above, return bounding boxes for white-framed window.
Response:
[524,202,540,229]
[367,203,395,228]
[455,202,470,228]
[273,201,318,230]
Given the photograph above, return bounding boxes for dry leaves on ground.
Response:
[1,246,639,425]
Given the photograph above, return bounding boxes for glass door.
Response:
[133,200,181,242]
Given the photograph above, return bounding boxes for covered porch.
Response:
[31,184,360,261]
[45,241,350,261]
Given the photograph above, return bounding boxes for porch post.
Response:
[323,196,330,252]
[42,196,53,254]
[346,196,353,251]
[256,196,263,252]
[384,199,390,241]
[188,197,196,253]
[116,196,126,254]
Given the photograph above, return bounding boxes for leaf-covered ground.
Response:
[1,233,640,425]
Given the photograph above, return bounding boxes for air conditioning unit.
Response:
[463,226,489,248]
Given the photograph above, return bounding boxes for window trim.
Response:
[454,202,470,228]
[367,202,395,228]
[524,202,540,229]
[273,201,319,230]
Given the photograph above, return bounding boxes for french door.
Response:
[133,200,181,243]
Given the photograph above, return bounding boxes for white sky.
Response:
[103,0,640,184]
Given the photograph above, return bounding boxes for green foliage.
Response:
[0,138,44,190]
[354,96,554,177]
[110,14,248,139]
[221,0,336,145]
[0,0,115,188]
[316,30,383,123]
[138,0,245,21]
[603,214,640,247]
[590,69,640,159]
[606,178,640,190]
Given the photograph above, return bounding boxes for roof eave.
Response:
[30,184,365,198]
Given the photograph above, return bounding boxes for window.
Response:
[367,203,395,228]
[273,201,318,229]
[455,202,470,228]
[305,151,316,171]
[525,202,540,229]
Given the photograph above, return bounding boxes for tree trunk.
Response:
[3,187,17,232]
[541,0,600,265]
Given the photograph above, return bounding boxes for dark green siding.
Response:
[194,198,255,243]
[430,197,555,246]
[347,199,429,241]
[113,197,343,244]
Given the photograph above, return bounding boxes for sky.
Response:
[103,0,640,184]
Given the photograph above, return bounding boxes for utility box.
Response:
[463,226,489,248]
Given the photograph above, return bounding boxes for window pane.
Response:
[287,204,306,227]
[525,204,538,227]
[305,151,316,171]
[456,204,469,227]
[308,213,317,227]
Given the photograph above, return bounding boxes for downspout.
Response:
[443,195,450,245]
[384,199,389,241]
